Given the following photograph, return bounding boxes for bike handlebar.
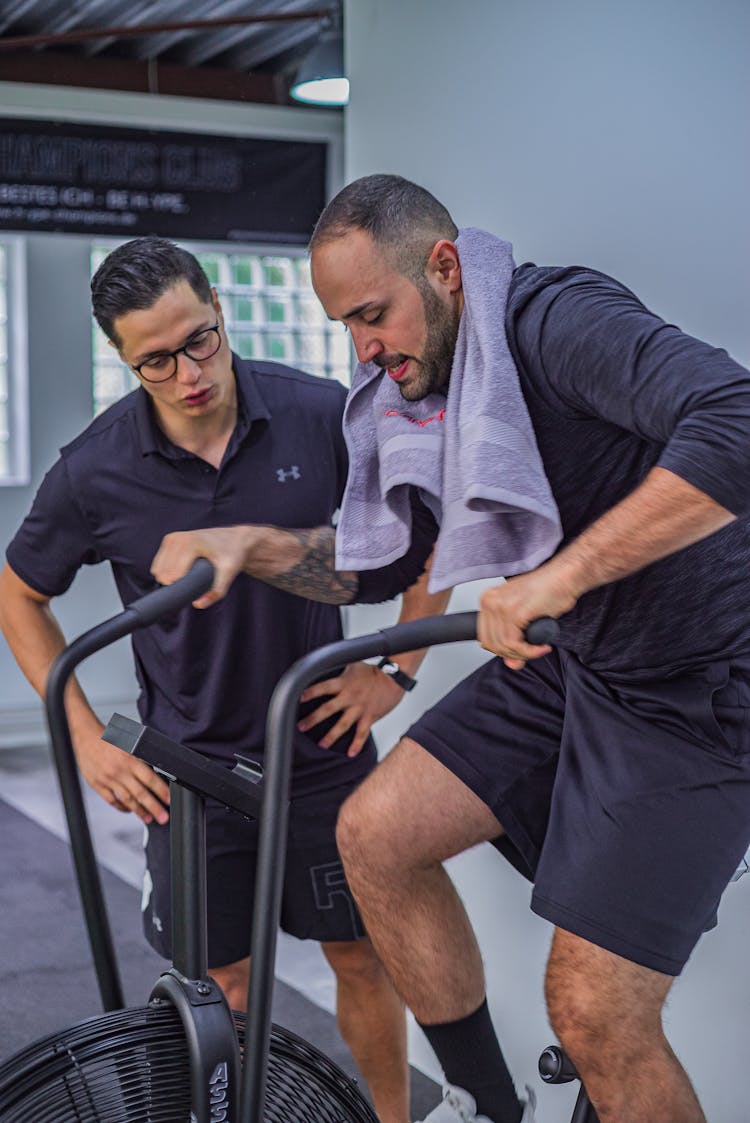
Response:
[526,616,560,646]
[44,559,215,1012]
[127,557,214,626]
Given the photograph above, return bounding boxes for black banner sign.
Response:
[0,118,327,243]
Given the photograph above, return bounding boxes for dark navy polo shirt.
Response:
[8,355,410,797]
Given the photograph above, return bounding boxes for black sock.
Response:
[418,999,522,1123]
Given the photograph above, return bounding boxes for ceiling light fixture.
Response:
[290,26,349,106]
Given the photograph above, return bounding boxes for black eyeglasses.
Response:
[131,321,222,383]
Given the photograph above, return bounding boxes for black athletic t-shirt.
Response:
[505,264,750,673]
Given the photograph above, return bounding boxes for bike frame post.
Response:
[241,612,479,1122]
[44,560,214,1012]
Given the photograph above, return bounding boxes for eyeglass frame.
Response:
[129,320,222,383]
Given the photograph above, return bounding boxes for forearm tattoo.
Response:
[268,527,358,604]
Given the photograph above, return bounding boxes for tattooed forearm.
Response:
[262,526,358,604]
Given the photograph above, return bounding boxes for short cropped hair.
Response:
[91,236,212,345]
[309,174,458,283]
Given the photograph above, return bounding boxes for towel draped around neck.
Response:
[334,227,562,593]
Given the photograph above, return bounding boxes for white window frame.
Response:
[0,235,29,485]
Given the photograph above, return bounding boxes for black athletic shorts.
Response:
[143,779,366,969]
[407,648,750,976]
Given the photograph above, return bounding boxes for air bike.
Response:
[0,558,598,1122]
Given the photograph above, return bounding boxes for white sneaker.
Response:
[415,1083,537,1123]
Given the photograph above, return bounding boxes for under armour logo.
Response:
[276,465,301,482]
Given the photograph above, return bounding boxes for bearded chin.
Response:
[398,361,449,402]
[398,380,422,402]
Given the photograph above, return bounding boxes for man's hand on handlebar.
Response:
[479,566,576,670]
[151,527,251,609]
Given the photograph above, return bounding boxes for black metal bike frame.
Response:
[45,573,593,1123]
[44,560,243,1123]
[44,558,216,1011]
[242,608,599,1123]
[243,612,480,1118]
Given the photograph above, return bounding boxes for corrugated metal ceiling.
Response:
[0,1,342,105]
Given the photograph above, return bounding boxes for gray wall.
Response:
[346,0,749,364]
[342,1,750,1118]
[0,83,343,743]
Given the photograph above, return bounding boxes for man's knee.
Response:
[545,963,611,1060]
[336,778,377,855]
[336,746,413,874]
[336,781,377,878]
[545,930,671,1064]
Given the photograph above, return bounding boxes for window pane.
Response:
[296,335,327,366]
[94,363,134,408]
[267,333,294,360]
[263,257,296,289]
[231,295,262,323]
[296,293,324,326]
[230,255,262,287]
[266,297,290,323]
[235,333,263,360]
[199,254,222,285]
[330,332,353,366]
[93,328,115,358]
[295,257,312,287]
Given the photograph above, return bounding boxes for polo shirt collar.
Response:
[134,353,272,459]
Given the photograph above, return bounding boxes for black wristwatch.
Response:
[377,658,417,692]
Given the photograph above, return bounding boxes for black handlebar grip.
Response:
[127,557,215,628]
[524,616,560,646]
[538,1044,579,1084]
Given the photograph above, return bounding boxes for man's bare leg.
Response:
[545,929,706,1123]
[336,738,526,1123]
[209,955,250,1013]
[323,938,409,1123]
[335,737,503,1022]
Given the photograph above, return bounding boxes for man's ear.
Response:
[427,240,462,293]
[211,286,223,322]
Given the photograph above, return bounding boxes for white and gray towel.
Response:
[335,227,562,593]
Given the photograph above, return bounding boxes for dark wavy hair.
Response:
[91,236,212,345]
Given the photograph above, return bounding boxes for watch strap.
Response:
[377,657,417,692]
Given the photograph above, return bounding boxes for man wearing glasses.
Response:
[0,236,446,1123]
